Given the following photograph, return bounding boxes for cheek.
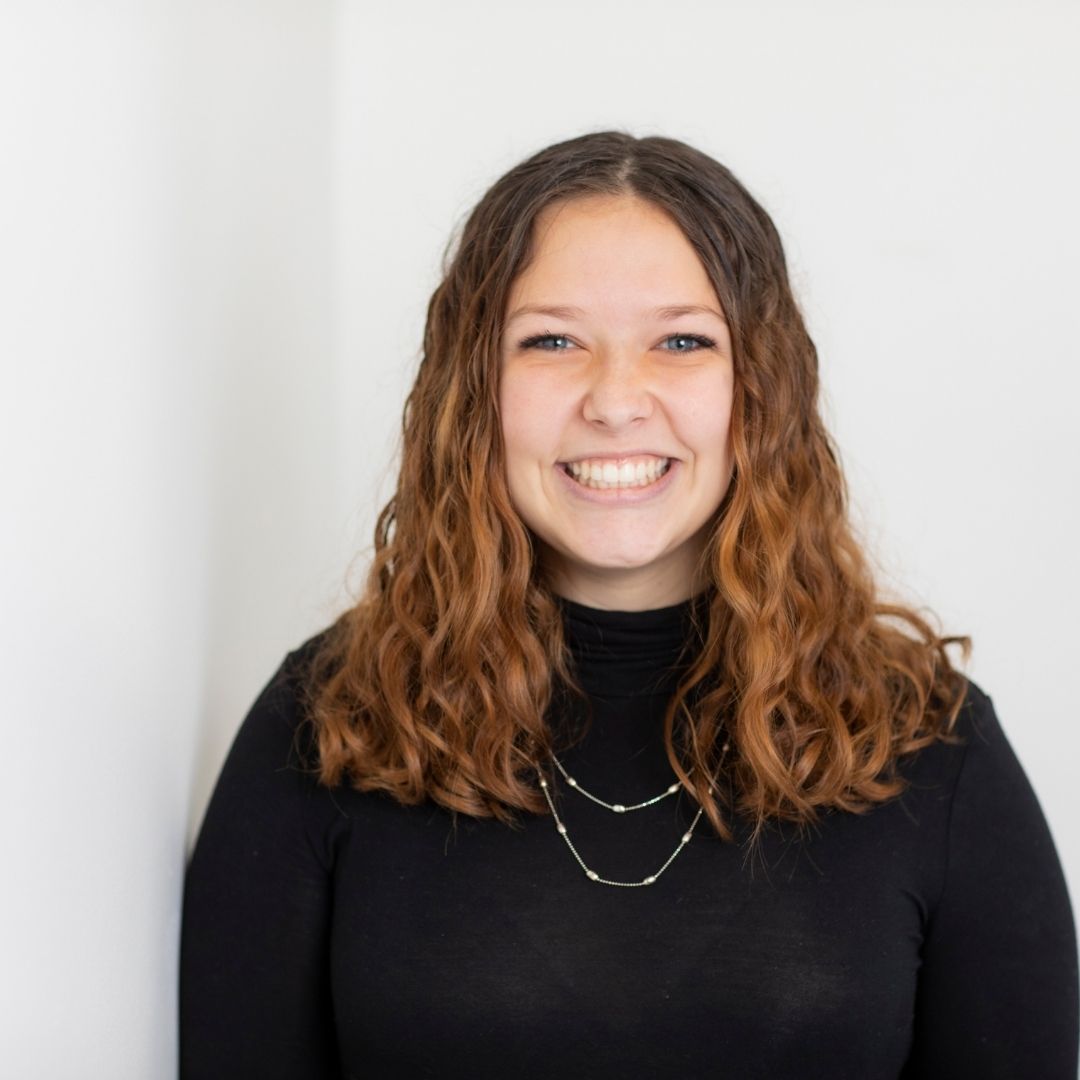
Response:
[499,373,563,461]
[677,377,735,460]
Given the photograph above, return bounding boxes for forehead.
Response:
[509,194,718,307]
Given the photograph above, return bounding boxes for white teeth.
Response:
[564,458,671,489]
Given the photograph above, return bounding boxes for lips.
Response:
[563,457,671,488]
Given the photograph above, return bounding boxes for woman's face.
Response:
[498,194,735,610]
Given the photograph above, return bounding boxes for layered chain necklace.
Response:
[535,739,730,888]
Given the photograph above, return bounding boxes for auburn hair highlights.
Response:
[306,130,971,844]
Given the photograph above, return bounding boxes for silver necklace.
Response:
[550,754,682,812]
[536,741,729,888]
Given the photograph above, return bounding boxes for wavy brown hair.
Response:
[305,130,971,845]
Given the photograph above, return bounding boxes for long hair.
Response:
[305,130,970,844]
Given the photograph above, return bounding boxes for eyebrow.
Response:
[505,303,727,324]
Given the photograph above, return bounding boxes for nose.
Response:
[581,349,653,429]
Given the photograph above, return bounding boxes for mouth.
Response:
[560,456,673,491]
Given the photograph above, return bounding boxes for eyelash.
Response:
[517,332,717,354]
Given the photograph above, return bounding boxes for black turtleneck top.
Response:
[180,596,1079,1078]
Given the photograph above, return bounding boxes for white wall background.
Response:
[1,1,1076,1075]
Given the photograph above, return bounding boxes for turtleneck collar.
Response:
[555,589,713,698]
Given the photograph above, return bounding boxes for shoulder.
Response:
[902,674,1064,884]
[902,674,1002,777]
[891,675,1030,838]
[218,625,340,787]
[945,677,1049,827]
[187,626,351,887]
[935,676,1029,793]
[268,623,339,704]
[951,675,1001,748]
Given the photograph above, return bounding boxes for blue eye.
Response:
[663,334,715,353]
[516,332,716,353]
[518,333,572,351]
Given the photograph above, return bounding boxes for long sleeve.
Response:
[179,651,348,1079]
[901,689,1079,1077]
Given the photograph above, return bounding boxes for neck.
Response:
[553,587,713,698]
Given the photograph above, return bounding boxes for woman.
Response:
[180,131,1079,1078]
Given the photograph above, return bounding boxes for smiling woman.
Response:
[179,131,1079,1078]
[499,195,736,609]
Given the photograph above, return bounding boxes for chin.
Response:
[567,547,669,572]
